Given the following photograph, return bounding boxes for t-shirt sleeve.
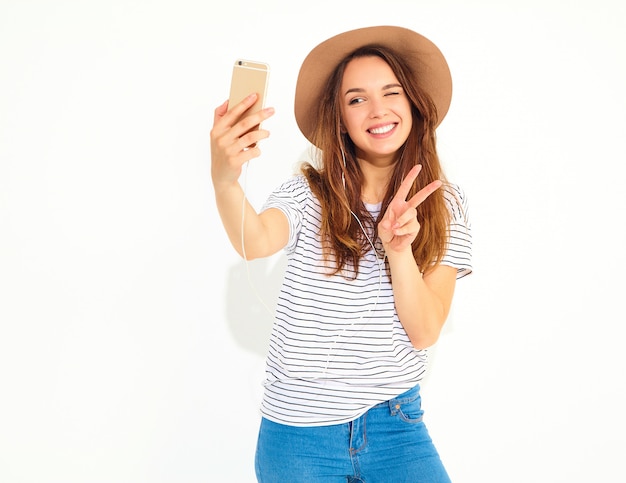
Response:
[441,183,473,279]
[261,175,308,254]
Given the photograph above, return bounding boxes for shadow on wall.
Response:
[224,147,310,358]
[225,254,287,359]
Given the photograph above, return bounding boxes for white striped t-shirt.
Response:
[259,174,472,426]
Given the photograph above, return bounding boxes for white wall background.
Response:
[1,1,625,482]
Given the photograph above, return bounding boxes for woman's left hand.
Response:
[378,165,442,254]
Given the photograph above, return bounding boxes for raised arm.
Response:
[378,165,457,349]
[209,93,289,259]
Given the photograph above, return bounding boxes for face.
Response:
[339,55,413,166]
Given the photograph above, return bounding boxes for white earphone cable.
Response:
[240,161,276,318]
[242,151,386,384]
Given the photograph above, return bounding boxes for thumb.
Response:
[213,99,229,122]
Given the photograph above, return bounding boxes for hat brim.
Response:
[294,25,452,146]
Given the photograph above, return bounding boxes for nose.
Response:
[368,97,388,119]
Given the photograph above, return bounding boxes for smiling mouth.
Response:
[368,123,396,134]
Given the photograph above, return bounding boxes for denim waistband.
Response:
[373,384,420,412]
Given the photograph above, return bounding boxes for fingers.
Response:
[389,206,418,234]
[391,179,441,228]
[230,94,274,129]
[213,99,229,121]
[236,127,271,153]
[393,164,423,203]
[392,164,442,209]
[387,168,443,232]
[213,93,274,136]
[210,93,274,188]
[406,179,443,209]
[380,165,443,253]
[219,92,257,126]
[211,93,274,156]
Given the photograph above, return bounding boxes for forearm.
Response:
[214,181,270,259]
[210,92,279,259]
[387,250,448,349]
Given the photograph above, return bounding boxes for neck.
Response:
[358,159,394,204]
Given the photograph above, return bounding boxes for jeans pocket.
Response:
[394,395,424,423]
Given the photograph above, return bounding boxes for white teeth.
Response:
[369,124,394,134]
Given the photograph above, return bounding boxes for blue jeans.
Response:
[255,385,451,482]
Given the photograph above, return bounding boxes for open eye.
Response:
[348,96,365,105]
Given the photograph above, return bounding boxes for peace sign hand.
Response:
[378,165,442,255]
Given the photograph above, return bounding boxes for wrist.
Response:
[212,177,241,197]
[385,246,418,268]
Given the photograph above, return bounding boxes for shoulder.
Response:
[442,182,470,225]
[273,174,311,197]
[442,182,468,207]
[440,182,473,277]
[263,174,313,216]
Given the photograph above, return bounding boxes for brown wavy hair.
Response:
[301,44,451,277]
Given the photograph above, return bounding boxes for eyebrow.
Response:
[344,83,403,96]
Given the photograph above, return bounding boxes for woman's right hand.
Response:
[209,93,275,192]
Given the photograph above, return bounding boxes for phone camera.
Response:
[238,61,243,65]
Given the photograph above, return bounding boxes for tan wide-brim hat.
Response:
[294,25,452,146]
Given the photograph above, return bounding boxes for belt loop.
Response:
[389,397,400,416]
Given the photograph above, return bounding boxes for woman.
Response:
[210,25,472,483]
